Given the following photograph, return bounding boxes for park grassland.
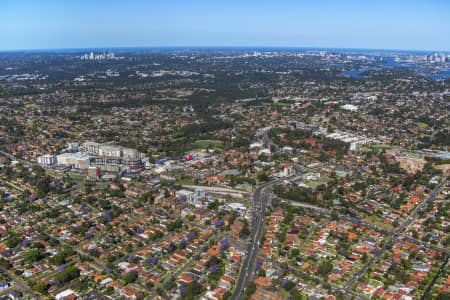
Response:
[192,140,224,151]
[362,215,395,231]
[175,177,195,185]
[152,97,187,101]
[415,122,429,128]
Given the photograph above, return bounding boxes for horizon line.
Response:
[0,45,449,54]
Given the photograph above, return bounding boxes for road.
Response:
[399,234,450,256]
[277,197,393,235]
[278,197,450,256]
[421,256,448,299]
[0,179,24,192]
[0,150,34,168]
[298,221,322,250]
[148,238,213,299]
[231,182,275,300]
[262,130,280,155]
[343,177,447,291]
[287,266,369,300]
[277,178,449,294]
[0,265,40,299]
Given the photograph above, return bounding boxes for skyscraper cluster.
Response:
[424,53,449,63]
[80,51,116,61]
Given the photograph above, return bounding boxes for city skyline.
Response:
[1,0,450,51]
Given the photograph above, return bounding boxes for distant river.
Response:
[341,69,371,79]
[424,69,450,79]
[341,61,450,80]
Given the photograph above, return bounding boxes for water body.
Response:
[424,69,450,79]
[342,63,450,80]
[401,64,450,79]
[341,69,371,79]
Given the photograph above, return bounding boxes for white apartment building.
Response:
[83,141,101,155]
[37,154,57,166]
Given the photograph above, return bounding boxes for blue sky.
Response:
[1,0,449,51]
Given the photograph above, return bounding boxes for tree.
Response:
[51,248,75,266]
[257,171,269,182]
[291,289,307,300]
[208,200,220,210]
[32,281,49,294]
[437,292,450,300]
[336,291,346,300]
[223,291,232,300]
[163,279,176,290]
[291,248,300,257]
[167,219,183,231]
[362,252,368,263]
[181,281,204,300]
[124,271,138,284]
[6,235,20,248]
[55,266,80,284]
[284,281,295,291]
[24,249,45,263]
[318,261,333,277]
[0,258,11,269]
[73,278,89,292]
[240,221,250,238]
[244,282,257,299]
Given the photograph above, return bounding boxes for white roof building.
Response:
[258,149,271,156]
[37,154,57,165]
[56,152,92,169]
[249,142,263,149]
[55,289,77,300]
[341,104,358,112]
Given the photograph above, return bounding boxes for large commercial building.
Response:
[83,142,140,159]
[325,131,379,152]
[83,142,144,173]
[56,153,92,169]
[83,141,101,156]
[37,141,144,175]
[37,154,57,166]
